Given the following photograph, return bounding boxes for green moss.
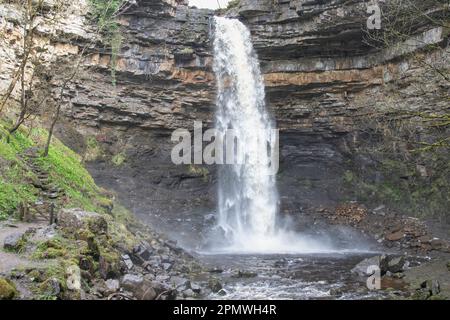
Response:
[226,0,240,10]
[343,170,355,185]
[87,0,125,85]
[179,47,194,55]
[343,150,450,219]
[0,278,18,300]
[39,263,68,294]
[84,136,103,161]
[1,120,115,218]
[111,152,126,166]
[32,238,69,260]
[33,132,102,212]
[106,211,137,250]
[188,165,209,182]
[0,123,39,219]
[38,278,61,300]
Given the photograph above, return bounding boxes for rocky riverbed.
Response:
[1,202,449,300]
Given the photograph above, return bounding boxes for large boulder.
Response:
[121,274,156,300]
[3,232,25,252]
[57,208,108,236]
[0,278,17,300]
[387,256,406,273]
[66,265,81,291]
[351,255,408,277]
[105,279,120,294]
[351,255,388,277]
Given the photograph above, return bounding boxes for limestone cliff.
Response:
[1,0,448,236]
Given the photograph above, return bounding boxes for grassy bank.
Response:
[0,119,112,220]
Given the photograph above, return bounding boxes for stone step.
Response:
[46,193,59,199]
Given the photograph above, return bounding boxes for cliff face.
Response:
[70,0,215,131]
[231,0,449,218]
[1,0,448,237]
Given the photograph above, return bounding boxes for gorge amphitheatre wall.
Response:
[1,0,448,238]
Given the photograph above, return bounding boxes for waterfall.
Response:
[209,16,335,254]
[212,16,280,251]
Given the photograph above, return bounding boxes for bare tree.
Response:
[361,0,450,151]
[0,0,68,141]
[43,0,135,156]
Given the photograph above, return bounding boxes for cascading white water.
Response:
[213,16,279,251]
[208,16,363,254]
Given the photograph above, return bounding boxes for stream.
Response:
[197,253,396,300]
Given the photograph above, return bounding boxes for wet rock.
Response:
[351,255,388,277]
[387,256,405,273]
[208,267,223,274]
[122,254,134,270]
[121,274,156,300]
[40,278,61,297]
[235,270,258,278]
[3,232,25,251]
[420,280,440,296]
[132,243,153,261]
[105,279,120,294]
[182,288,195,298]
[430,238,447,250]
[385,230,404,241]
[99,255,120,280]
[165,240,183,254]
[217,289,227,296]
[190,282,201,294]
[81,270,92,283]
[121,274,144,290]
[170,276,190,289]
[329,287,343,297]
[208,278,223,293]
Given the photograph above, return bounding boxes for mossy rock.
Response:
[38,278,61,299]
[98,249,121,279]
[0,278,18,300]
[33,238,68,260]
[57,209,108,236]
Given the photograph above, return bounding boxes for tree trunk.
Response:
[43,103,61,157]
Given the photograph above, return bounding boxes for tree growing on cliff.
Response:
[0,0,67,141]
[362,0,450,151]
[43,0,134,156]
[0,0,132,152]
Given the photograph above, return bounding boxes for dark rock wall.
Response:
[64,0,448,228]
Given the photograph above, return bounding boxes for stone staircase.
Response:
[19,147,64,223]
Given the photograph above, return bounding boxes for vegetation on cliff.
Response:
[0,119,112,220]
[88,0,131,85]
[353,0,450,221]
